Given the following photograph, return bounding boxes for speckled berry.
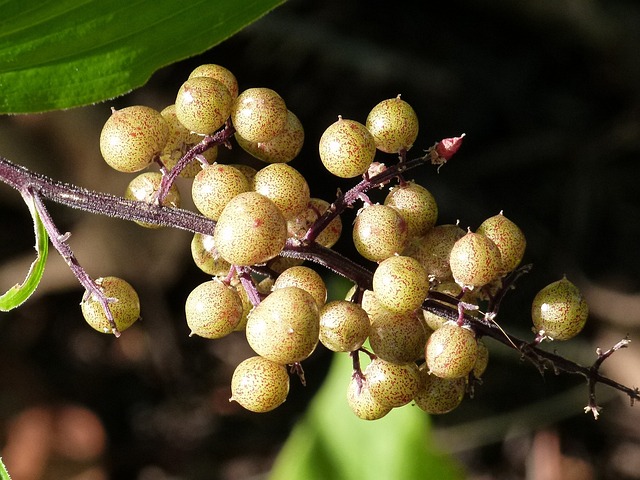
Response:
[347,376,391,420]
[476,212,526,275]
[365,96,419,154]
[426,322,478,378]
[531,276,589,341]
[245,287,319,365]
[408,224,466,281]
[81,276,140,334]
[175,76,233,134]
[365,358,422,408]
[319,300,370,352]
[190,233,232,277]
[213,192,288,266]
[235,110,304,163]
[422,281,463,331]
[185,278,244,339]
[319,117,376,178]
[353,204,408,262]
[272,266,327,309]
[368,308,429,365]
[414,363,466,414]
[251,163,310,219]
[449,231,503,289]
[188,64,239,99]
[100,105,169,173]
[373,255,429,314]
[191,163,249,220]
[230,356,289,412]
[473,340,489,378]
[287,198,343,248]
[384,182,438,238]
[232,88,288,142]
[124,171,181,229]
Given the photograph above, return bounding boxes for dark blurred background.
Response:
[1,0,639,478]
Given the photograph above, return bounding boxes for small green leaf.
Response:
[1,457,13,480]
[269,352,465,480]
[0,0,285,113]
[0,192,48,311]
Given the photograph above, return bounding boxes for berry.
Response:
[100,105,169,173]
[188,64,239,99]
[421,281,463,331]
[235,110,304,163]
[372,255,429,314]
[365,358,421,408]
[190,233,232,277]
[425,322,478,378]
[365,96,419,154]
[384,181,438,238]
[353,204,408,262]
[230,356,289,412]
[213,192,287,266]
[476,212,526,275]
[81,276,140,334]
[232,88,288,142]
[124,171,181,229]
[531,276,589,341]
[185,278,244,339]
[245,287,319,365]
[272,266,327,309]
[287,198,343,248]
[318,117,376,178]
[347,376,391,420]
[251,163,310,219]
[408,223,465,281]
[473,340,489,378]
[175,76,233,134]
[414,363,466,414]
[191,163,249,220]
[449,230,502,289]
[368,308,429,365]
[318,300,370,352]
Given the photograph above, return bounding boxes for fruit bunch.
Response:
[83,64,594,418]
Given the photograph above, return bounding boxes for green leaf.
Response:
[0,192,48,311]
[0,0,285,113]
[269,352,466,480]
[0,457,12,480]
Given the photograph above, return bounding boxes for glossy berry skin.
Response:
[235,110,304,164]
[318,300,370,352]
[408,224,465,281]
[251,163,310,219]
[449,231,503,289]
[347,377,391,420]
[531,277,589,341]
[100,106,169,173]
[373,255,429,314]
[365,358,422,408]
[188,64,239,99]
[245,287,319,365]
[232,88,288,143]
[124,171,181,229]
[81,276,140,334]
[425,322,478,379]
[230,356,289,413]
[213,192,287,266]
[384,182,438,239]
[175,76,233,134]
[365,96,419,154]
[353,204,408,262]
[368,309,428,365]
[318,117,376,178]
[190,233,231,276]
[272,266,327,309]
[476,212,526,275]
[287,198,343,248]
[184,279,244,339]
[191,163,249,220]
[414,363,466,414]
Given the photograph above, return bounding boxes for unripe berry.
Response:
[100,106,169,173]
[425,322,478,379]
[81,276,140,334]
[368,309,428,365]
[191,163,249,220]
[287,198,343,248]
[251,163,310,219]
[124,171,180,228]
[185,278,244,339]
[365,358,422,408]
[232,88,288,142]
[230,356,289,412]
[414,363,466,414]
[319,117,376,178]
[175,76,233,134]
[190,233,232,277]
[214,192,287,266]
[347,377,391,420]
[188,64,239,99]
[319,300,370,352]
[384,182,438,238]
[373,255,429,314]
[531,276,588,341]
[408,224,465,281]
[449,231,502,289]
[272,266,327,309]
[245,287,319,365]
[235,110,304,164]
[365,96,419,154]
[353,204,408,262]
[476,212,526,275]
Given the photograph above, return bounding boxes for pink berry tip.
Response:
[436,134,466,160]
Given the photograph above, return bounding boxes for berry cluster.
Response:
[84,64,595,417]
